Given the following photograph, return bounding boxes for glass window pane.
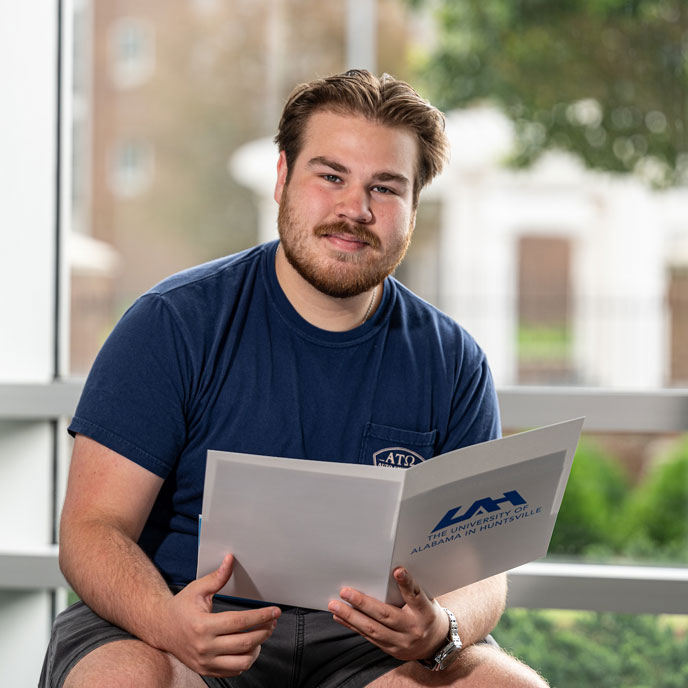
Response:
[67,0,687,570]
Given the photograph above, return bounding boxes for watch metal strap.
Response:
[418,606,463,671]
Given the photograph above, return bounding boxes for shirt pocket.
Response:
[359,422,437,468]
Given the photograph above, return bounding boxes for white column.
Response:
[437,109,518,386]
[438,171,516,386]
[0,6,58,381]
[0,2,63,686]
[576,180,665,388]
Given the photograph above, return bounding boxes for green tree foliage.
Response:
[495,609,688,688]
[548,438,629,556]
[412,0,688,186]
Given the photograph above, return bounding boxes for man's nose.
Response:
[335,186,373,224]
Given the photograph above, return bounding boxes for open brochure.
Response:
[197,418,584,611]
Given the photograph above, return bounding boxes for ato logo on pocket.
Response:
[373,447,425,469]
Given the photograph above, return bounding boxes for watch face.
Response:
[435,640,462,670]
[437,644,461,670]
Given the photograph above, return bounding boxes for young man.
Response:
[41,70,547,687]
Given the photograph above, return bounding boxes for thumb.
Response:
[393,567,430,610]
[195,553,234,597]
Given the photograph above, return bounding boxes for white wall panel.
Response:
[0,592,52,688]
[0,422,53,545]
[0,2,58,383]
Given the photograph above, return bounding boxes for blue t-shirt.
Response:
[69,240,500,587]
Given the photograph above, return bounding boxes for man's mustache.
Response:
[313,221,381,250]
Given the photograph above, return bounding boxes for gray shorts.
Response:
[39,596,406,688]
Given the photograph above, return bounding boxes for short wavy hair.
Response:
[274,70,449,207]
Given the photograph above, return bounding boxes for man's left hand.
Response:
[327,567,449,661]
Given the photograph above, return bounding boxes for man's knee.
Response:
[63,638,205,688]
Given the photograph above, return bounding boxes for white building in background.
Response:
[231,106,688,390]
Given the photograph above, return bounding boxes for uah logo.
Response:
[432,490,527,533]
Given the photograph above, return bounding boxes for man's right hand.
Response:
[156,554,281,678]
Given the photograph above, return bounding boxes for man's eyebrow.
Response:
[308,156,410,188]
[372,171,410,189]
[307,156,349,174]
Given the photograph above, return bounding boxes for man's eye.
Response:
[373,185,395,195]
[322,174,342,183]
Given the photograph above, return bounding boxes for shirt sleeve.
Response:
[439,346,502,453]
[68,293,194,478]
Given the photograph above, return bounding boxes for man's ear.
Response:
[274,150,288,204]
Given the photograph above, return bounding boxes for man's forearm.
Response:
[59,519,173,649]
[60,522,281,676]
[436,573,507,647]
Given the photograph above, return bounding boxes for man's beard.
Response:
[277,190,413,298]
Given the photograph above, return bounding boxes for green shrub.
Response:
[622,437,688,562]
[548,438,629,557]
[495,609,688,688]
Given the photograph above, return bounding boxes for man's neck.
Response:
[274,244,381,332]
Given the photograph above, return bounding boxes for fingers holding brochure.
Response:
[158,554,281,677]
[327,567,448,662]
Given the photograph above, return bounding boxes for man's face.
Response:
[274,110,418,298]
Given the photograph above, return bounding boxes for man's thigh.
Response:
[40,600,134,688]
[41,598,531,688]
[366,644,549,688]
[39,600,202,688]
[39,598,403,688]
[63,639,205,688]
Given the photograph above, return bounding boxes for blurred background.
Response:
[2,1,687,685]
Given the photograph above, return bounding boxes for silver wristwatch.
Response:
[418,607,463,671]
